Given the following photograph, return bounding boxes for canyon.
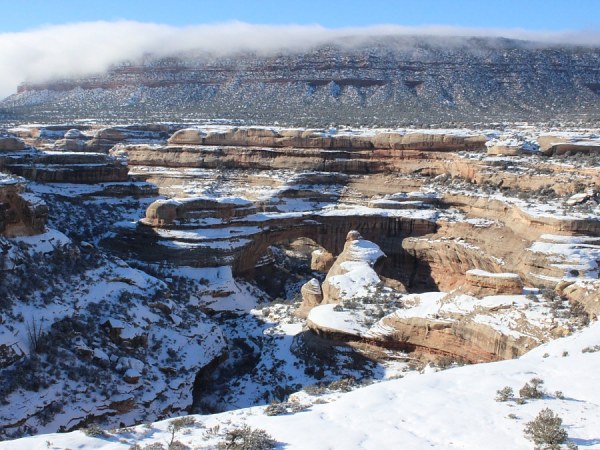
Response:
[0,121,598,443]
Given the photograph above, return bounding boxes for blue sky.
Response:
[1,0,599,32]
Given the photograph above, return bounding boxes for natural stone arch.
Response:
[231,214,437,278]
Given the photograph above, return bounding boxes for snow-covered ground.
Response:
[5,318,599,450]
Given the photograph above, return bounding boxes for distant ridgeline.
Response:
[2,36,600,126]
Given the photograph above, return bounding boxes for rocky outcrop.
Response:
[556,280,600,317]
[144,197,256,226]
[86,125,169,152]
[401,235,510,291]
[0,136,26,152]
[168,127,486,152]
[444,194,600,238]
[298,232,386,317]
[538,133,600,155]
[321,231,386,304]
[0,178,47,236]
[375,316,536,362]
[0,151,129,183]
[464,269,523,296]
[296,278,324,319]
[53,138,87,152]
[310,249,335,272]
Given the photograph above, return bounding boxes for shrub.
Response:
[523,408,568,449]
[554,391,565,400]
[327,377,357,392]
[217,425,276,450]
[303,383,327,396]
[495,386,514,402]
[570,301,590,326]
[264,402,288,416]
[82,424,107,438]
[166,416,196,449]
[582,345,600,353]
[519,377,545,399]
[264,400,309,416]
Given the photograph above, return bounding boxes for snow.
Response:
[6,321,600,449]
[527,235,600,278]
[466,269,521,279]
[11,228,70,253]
[0,173,22,185]
[308,304,368,335]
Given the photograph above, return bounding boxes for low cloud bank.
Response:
[1,21,598,98]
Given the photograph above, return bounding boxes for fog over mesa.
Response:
[0,20,599,98]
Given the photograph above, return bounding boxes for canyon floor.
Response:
[0,122,598,449]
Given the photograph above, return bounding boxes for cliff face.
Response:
[2,37,600,125]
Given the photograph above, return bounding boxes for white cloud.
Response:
[0,21,598,98]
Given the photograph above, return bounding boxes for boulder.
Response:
[0,136,25,152]
[566,190,598,206]
[168,128,206,145]
[311,249,335,272]
[123,368,141,384]
[53,138,87,152]
[64,128,87,139]
[296,278,324,318]
[145,200,178,226]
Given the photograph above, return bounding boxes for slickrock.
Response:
[538,133,600,155]
[0,178,47,236]
[320,231,386,305]
[556,280,600,317]
[0,135,25,152]
[168,127,486,151]
[1,152,129,183]
[377,315,536,362]
[464,269,523,296]
[296,278,324,319]
[144,196,256,226]
[310,248,335,272]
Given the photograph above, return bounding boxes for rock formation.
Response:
[463,269,524,296]
[0,135,25,152]
[320,231,386,304]
[296,278,324,319]
[0,176,47,236]
[0,119,598,440]
[4,37,600,125]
